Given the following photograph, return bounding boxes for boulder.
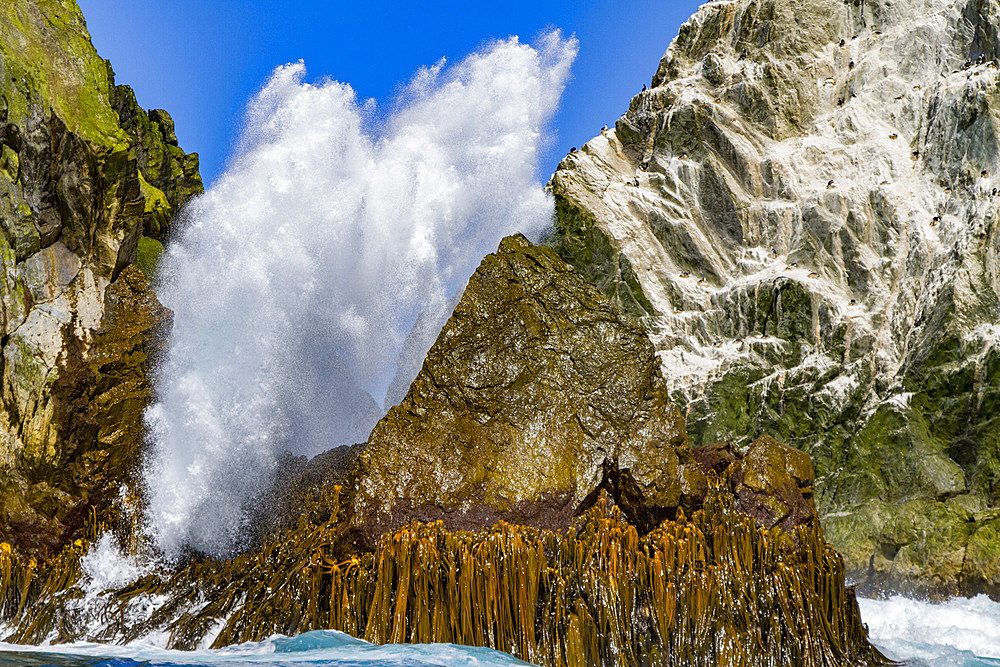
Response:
[349,234,705,545]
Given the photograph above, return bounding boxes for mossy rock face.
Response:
[0,0,201,555]
[350,234,704,546]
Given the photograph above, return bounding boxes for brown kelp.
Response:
[0,483,889,666]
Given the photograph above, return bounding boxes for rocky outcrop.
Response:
[0,0,202,552]
[549,0,1000,594]
[350,234,706,545]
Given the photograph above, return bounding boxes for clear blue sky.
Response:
[77,1,703,187]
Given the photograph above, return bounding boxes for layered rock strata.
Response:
[550,0,1000,594]
[0,0,202,552]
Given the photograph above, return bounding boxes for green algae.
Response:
[135,236,163,280]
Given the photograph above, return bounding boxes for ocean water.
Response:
[0,631,530,667]
[4,595,1000,666]
[859,595,1000,666]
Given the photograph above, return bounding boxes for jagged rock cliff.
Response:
[0,1,201,552]
[550,0,1000,593]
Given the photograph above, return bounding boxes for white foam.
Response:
[860,595,1000,664]
[79,535,145,593]
[143,33,577,559]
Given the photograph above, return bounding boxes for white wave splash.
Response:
[143,32,577,559]
[860,595,1000,665]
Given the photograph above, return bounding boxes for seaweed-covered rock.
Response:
[0,0,202,553]
[0,486,887,667]
[349,234,705,545]
[730,435,819,535]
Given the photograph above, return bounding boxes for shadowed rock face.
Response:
[349,234,706,546]
[0,0,201,552]
[549,0,1000,594]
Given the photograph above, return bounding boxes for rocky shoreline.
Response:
[0,0,997,664]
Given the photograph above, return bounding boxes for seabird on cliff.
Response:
[680,271,691,278]
[913,85,922,90]
[894,94,904,101]
[889,133,898,140]
[849,60,855,70]
[642,84,647,92]
[827,179,835,189]
[839,39,846,47]
[849,299,857,306]
[808,272,820,278]
[982,170,990,178]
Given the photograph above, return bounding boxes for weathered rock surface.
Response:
[0,0,201,552]
[550,0,1000,594]
[349,234,706,545]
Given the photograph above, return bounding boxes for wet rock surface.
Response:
[549,0,1000,594]
[349,234,705,546]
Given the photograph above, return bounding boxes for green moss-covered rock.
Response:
[0,265,169,552]
[0,0,202,554]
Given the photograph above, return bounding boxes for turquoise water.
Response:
[0,631,529,667]
[5,596,1000,666]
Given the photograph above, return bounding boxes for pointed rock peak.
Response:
[348,235,703,546]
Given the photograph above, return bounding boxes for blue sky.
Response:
[77,1,703,186]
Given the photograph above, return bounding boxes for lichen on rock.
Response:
[548,0,1000,594]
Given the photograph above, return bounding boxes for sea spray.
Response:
[144,32,578,558]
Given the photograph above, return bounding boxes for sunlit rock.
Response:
[350,234,705,545]
[549,0,1000,594]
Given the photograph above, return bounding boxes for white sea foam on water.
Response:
[860,595,1000,665]
[0,630,531,665]
[143,32,577,560]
